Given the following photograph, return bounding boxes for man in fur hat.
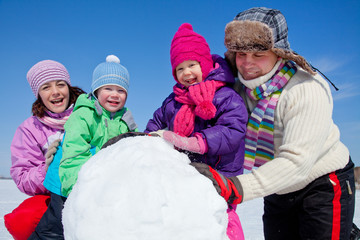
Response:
[191,7,357,239]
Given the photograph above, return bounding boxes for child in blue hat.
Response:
[59,54,138,197]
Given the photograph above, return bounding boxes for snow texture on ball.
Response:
[62,136,229,240]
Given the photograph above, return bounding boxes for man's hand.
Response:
[190,162,243,204]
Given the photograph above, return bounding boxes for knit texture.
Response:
[36,107,73,130]
[170,23,213,82]
[27,60,71,97]
[234,67,349,202]
[244,60,297,170]
[173,80,225,137]
[162,131,206,154]
[91,55,130,94]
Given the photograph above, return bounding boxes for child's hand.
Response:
[45,139,61,172]
[190,162,243,204]
[162,131,206,154]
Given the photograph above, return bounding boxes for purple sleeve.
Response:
[201,87,248,158]
[10,119,48,195]
[144,94,175,133]
[145,106,166,133]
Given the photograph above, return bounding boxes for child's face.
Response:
[97,85,127,113]
[175,60,202,87]
[38,80,70,113]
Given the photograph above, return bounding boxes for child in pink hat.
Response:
[145,23,248,240]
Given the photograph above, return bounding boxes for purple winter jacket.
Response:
[10,108,72,195]
[145,55,248,177]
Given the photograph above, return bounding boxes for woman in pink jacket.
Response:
[5,59,84,240]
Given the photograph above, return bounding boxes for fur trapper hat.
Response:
[224,7,315,75]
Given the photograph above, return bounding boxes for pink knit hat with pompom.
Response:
[170,23,213,83]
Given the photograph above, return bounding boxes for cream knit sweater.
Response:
[234,62,349,202]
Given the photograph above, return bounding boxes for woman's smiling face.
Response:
[38,80,70,113]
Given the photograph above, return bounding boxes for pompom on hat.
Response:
[170,23,213,83]
[91,55,130,95]
[224,7,315,75]
[27,60,71,98]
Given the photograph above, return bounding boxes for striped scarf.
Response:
[244,60,297,170]
[36,107,73,130]
[37,115,69,130]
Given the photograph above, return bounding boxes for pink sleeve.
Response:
[10,121,48,196]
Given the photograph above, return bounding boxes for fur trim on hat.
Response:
[224,20,315,75]
[225,20,273,52]
[272,49,315,75]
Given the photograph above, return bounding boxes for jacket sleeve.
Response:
[201,87,248,165]
[144,94,174,133]
[59,108,94,197]
[10,120,48,195]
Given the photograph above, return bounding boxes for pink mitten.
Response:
[162,131,207,154]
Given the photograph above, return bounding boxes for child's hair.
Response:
[170,23,213,83]
[31,85,85,118]
[91,55,130,97]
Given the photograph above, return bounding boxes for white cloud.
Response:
[332,82,360,101]
[310,57,346,73]
[308,56,360,101]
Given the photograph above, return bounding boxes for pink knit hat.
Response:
[26,60,71,98]
[170,23,213,83]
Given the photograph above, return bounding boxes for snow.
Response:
[63,136,229,240]
[0,136,359,239]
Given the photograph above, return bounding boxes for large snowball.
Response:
[63,136,229,240]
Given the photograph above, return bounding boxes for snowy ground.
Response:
[1,179,359,239]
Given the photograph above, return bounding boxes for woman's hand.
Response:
[45,139,61,172]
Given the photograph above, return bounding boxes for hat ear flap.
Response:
[272,49,316,75]
[224,51,237,77]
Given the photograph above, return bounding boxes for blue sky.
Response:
[0,0,359,177]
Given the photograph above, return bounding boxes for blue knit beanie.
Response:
[91,55,130,95]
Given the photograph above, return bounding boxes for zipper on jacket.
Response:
[110,112,116,120]
[215,156,221,169]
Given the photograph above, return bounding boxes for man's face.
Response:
[235,50,279,80]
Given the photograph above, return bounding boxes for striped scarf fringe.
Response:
[244,60,297,170]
